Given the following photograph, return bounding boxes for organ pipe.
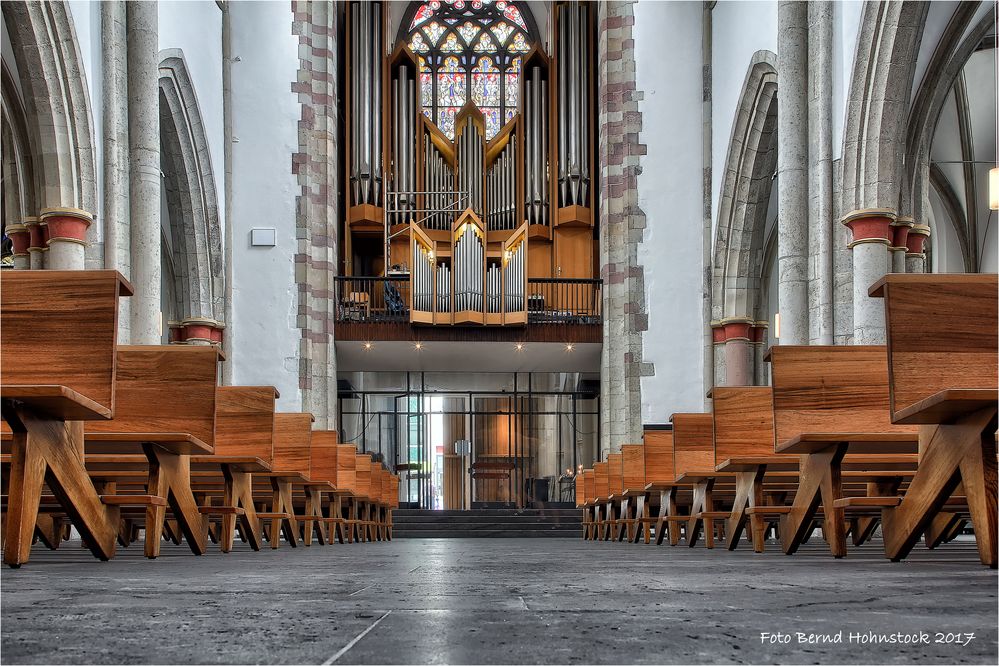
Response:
[349,1,382,208]
[557,1,590,208]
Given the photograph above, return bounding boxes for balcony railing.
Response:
[335,276,412,323]
[526,278,602,325]
[334,276,602,325]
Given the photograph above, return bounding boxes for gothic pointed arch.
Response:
[158,49,224,323]
[840,1,929,214]
[1,0,97,247]
[711,51,778,325]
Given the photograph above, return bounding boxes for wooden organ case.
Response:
[341,0,597,325]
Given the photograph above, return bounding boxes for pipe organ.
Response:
[343,0,596,325]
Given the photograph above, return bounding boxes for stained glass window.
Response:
[424,22,446,44]
[401,0,536,140]
[457,21,480,44]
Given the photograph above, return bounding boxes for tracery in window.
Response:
[404,0,535,140]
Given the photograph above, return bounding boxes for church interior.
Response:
[1,0,997,664]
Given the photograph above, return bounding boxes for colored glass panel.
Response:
[504,108,516,125]
[509,32,529,53]
[420,70,433,106]
[423,21,446,44]
[438,107,459,139]
[481,107,501,139]
[410,4,435,30]
[474,32,498,52]
[504,71,518,106]
[440,32,462,53]
[503,4,527,30]
[457,21,479,43]
[472,72,500,106]
[490,21,514,44]
[409,32,430,52]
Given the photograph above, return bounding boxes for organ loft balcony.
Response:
[336,208,602,345]
[341,4,599,346]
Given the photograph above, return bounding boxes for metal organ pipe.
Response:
[557,1,589,208]
[352,0,383,207]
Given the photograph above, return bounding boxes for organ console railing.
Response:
[333,275,601,327]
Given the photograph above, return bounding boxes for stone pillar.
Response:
[777,0,809,345]
[721,318,754,386]
[182,318,225,346]
[40,208,92,270]
[905,224,930,273]
[102,0,131,342]
[6,223,30,270]
[808,0,834,345]
[751,321,769,386]
[25,217,46,270]
[843,209,893,344]
[889,216,913,274]
[126,1,161,344]
[711,322,726,388]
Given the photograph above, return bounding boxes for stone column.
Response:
[102,0,131,342]
[808,0,833,345]
[751,321,769,386]
[842,209,893,344]
[889,216,913,274]
[181,318,225,346]
[40,207,92,269]
[25,217,46,269]
[6,223,30,269]
[721,318,754,386]
[127,1,161,344]
[711,322,726,388]
[905,224,930,273]
[777,0,809,345]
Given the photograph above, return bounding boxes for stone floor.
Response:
[1,536,996,665]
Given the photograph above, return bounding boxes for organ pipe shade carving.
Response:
[557,0,590,207]
[349,1,383,207]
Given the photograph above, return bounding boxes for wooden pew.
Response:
[670,413,727,548]
[308,430,344,544]
[353,452,374,542]
[644,429,679,545]
[603,453,623,541]
[870,273,997,567]
[769,345,919,558]
[712,386,793,552]
[335,444,358,542]
[617,444,646,542]
[84,346,221,558]
[1,270,132,566]
[575,469,587,538]
[581,469,596,539]
[592,461,609,541]
[195,386,279,552]
[255,413,314,548]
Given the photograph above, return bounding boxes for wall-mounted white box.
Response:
[250,228,276,247]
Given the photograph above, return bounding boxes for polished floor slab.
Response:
[1,536,996,664]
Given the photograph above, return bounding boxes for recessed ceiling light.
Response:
[364,342,372,350]
[414,342,423,350]
[515,343,524,351]
[565,343,574,352]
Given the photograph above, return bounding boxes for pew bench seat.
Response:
[776,432,918,455]
[892,388,999,425]
[1,385,112,420]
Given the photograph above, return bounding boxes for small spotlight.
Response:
[565,343,574,352]
[515,343,524,351]
[364,342,372,350]
[414,342,423,350]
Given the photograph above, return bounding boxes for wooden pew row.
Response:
[1,271,391,565]
[867,274,997,567]
[712,383,918,554]
[1,271,135,566]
